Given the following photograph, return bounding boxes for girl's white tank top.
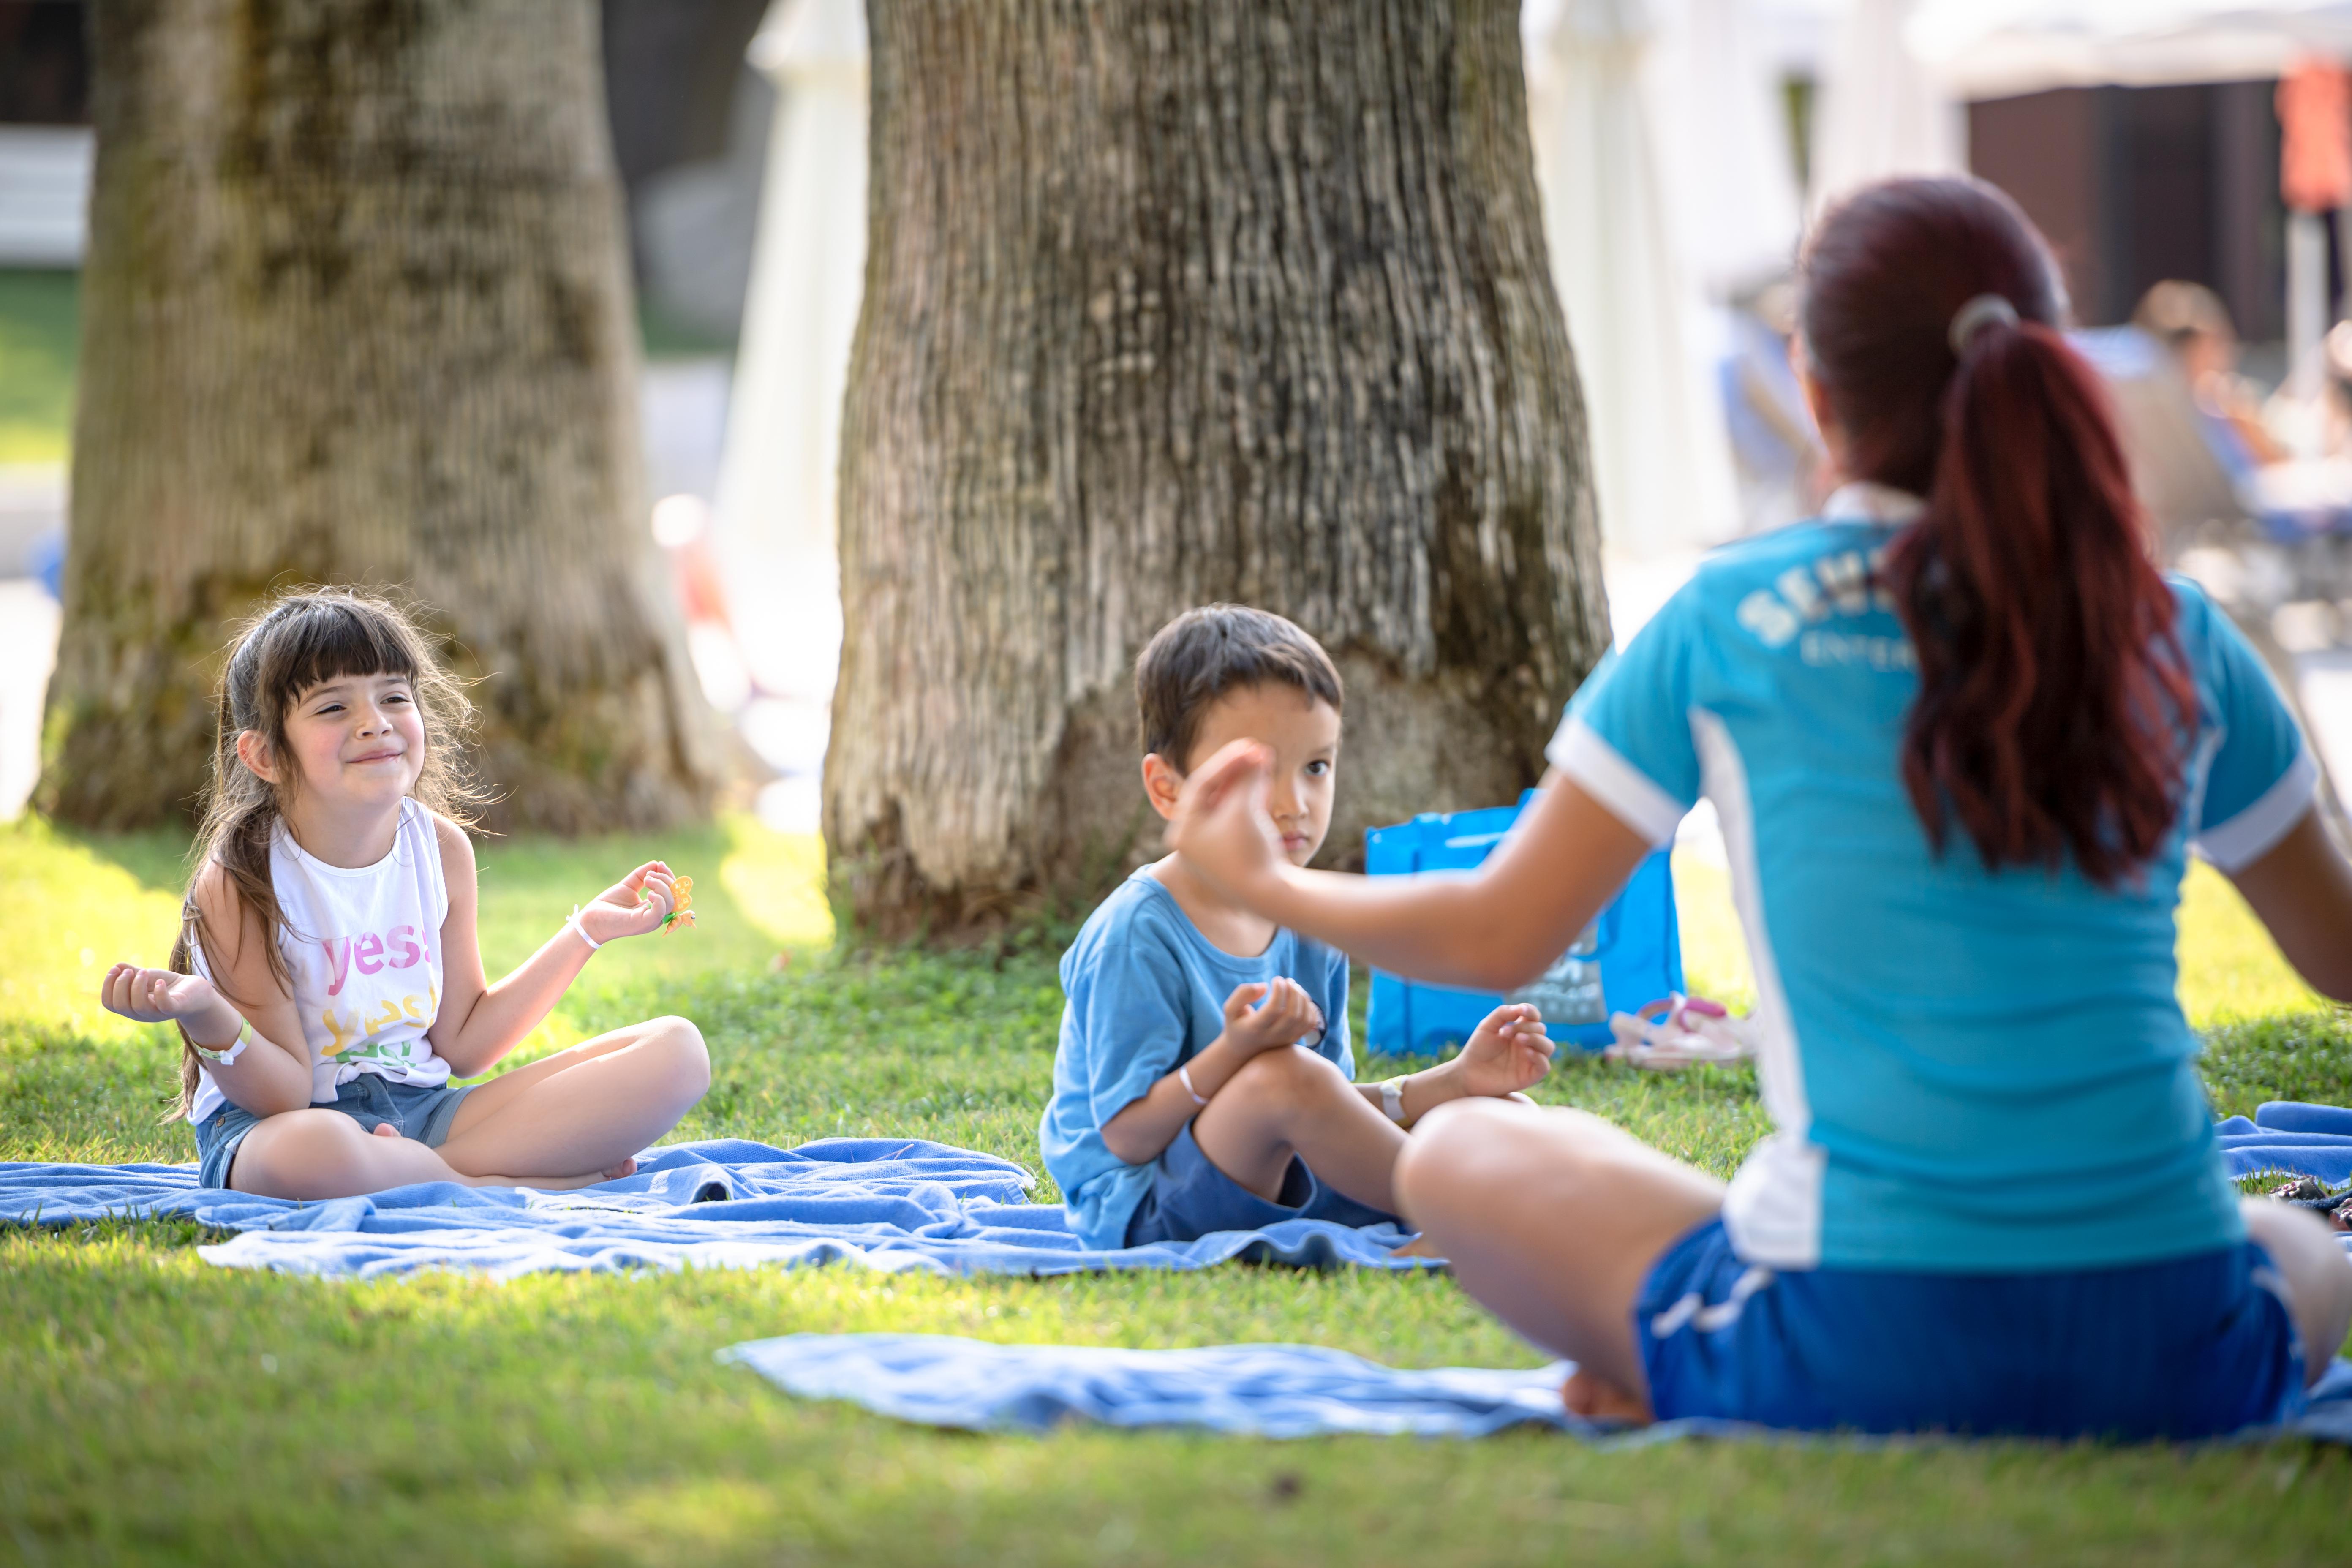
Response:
[188,797,453,1124]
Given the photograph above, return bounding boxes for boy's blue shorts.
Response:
[191,1075,476,1189]
[1636,1217,2309,1440]
[1124,1123,1399,1246]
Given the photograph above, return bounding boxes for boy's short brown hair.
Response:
[1135,604,1343,769]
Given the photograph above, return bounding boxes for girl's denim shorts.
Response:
[192,1073,475,1189]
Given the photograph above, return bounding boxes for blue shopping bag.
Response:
[1362,792,1681,1056]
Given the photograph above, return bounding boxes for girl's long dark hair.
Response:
[164,588,486,1119]
[1800,177,2197,887]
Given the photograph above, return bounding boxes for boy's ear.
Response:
[234,730,279,785]
[1140,752,1185,822]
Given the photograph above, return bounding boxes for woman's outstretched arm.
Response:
[2225,807,2352,1003]
[1168,741,1657,992]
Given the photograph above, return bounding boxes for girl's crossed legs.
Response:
[1394,1098,2352,1425]
[228,1017,710,1198]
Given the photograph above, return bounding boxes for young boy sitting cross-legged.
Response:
[1040,603,1557,1250]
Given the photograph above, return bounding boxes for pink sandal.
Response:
[1603,993,1758,1069]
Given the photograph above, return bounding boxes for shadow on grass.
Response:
[38,821,193,895]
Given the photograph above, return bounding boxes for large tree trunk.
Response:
[41,0,716,833]
[829,0,1607,938]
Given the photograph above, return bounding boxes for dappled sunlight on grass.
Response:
[2177,861,2323,1024]
[0,818,188,1041]
[1673,851,2327,1032]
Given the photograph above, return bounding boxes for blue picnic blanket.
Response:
[2218,1101,2352,1187]
[722,1331,2352,1445]
[0,1138,1431,1280]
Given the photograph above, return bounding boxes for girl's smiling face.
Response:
[241,671,427,812]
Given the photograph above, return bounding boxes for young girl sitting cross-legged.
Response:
[99,588,711,1199]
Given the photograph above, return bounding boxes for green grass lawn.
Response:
[5,815,2351,1565]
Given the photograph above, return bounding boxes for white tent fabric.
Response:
[715,0,868,708]
[1651,0,1807,296]
[1808,0,1964,215]
[1524,0,1749,555]
[1913,0,2352,99]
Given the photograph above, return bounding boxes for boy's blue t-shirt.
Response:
[1551,486,2316,1274]
[1042,870,1354,1250]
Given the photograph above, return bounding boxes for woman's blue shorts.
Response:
[1636,1217,2308,1440]
[191,1075,475,1190]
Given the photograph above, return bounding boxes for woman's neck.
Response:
[281,793,405,869]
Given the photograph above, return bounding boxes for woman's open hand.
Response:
[580,862,680,944]
[1167,739,1289,909]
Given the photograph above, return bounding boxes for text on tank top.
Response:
[187,797,454,1123]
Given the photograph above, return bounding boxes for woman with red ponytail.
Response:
[1168,177,2352,1439]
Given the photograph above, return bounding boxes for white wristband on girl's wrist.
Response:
[1177,1062,1209,1107]
[567,905,603,952]
[192,1020,250,1067]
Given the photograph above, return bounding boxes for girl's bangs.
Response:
[272,600,420,701]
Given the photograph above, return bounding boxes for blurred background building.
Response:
[8,0,2352,825]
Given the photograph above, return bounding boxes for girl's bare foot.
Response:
[370,1122,402,1139]
[602,1156,638,1180]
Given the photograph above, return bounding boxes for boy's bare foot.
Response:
[1563,1367,1653,1425]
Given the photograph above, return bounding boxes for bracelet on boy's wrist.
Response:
[192,1020,251,1067]
[1177,1062,1209,1108]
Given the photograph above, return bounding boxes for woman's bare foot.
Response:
[1563,1367,1653,1425]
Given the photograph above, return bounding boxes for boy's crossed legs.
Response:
[1191,1043,1408,1215]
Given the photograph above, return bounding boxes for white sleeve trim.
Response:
[2193,747,2319,872]
[1545,716,1690,847]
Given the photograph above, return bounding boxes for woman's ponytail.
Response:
[1802,178,2197,886]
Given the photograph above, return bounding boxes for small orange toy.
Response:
[642,873,697,933]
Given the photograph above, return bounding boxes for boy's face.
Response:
[1144,683,1339,866]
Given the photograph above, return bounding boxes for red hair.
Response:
[1799,177,2196,886]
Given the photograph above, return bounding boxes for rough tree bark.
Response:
[41,0,716,832]
[829,0,1608,937]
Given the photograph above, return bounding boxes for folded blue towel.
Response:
[0,1138,1431,1280]
[2216,1101,2352,1186]
[722,1331,2352,1445]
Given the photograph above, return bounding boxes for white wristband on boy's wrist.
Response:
[1177,1062,1209,1108]
[1380,1075,1409,1124]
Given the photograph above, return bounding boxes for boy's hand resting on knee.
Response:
[1452,1002,1554,1099]
[1222,978,1325,1054]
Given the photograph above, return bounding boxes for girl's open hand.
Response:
[1456,1002,1554,1097]
[582,862,681,943]
[100,963,221,1025]
[1168,739,1288,906]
